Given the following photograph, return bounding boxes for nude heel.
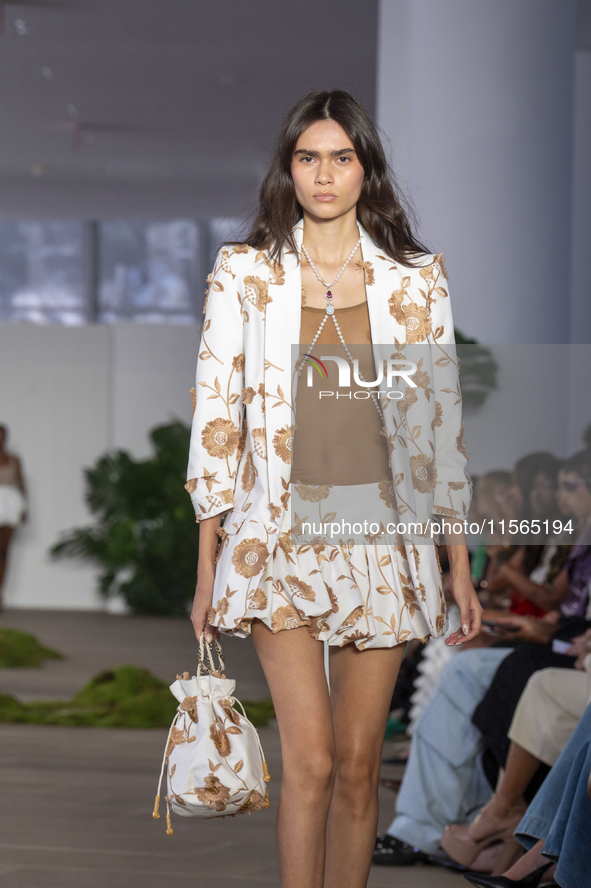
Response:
[440,815,524,868]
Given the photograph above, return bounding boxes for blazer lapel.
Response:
[358,223,405,346]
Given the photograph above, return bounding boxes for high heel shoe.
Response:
[463,861,554,888]
[441,806,526,872]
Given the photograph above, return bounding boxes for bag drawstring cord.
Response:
[153,710,182,835]
[231,697,271,807]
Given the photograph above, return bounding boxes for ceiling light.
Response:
[14,18,27,35]
[40,66,54,80]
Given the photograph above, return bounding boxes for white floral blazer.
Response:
[186,222,471,590]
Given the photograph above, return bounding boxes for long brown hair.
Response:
[236,89,430,264]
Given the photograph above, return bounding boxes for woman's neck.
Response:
[301,207,360,266]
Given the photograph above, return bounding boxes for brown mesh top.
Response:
[291,301,390,486]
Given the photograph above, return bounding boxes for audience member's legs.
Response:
[386,647,512,853]
[510,705,591,881]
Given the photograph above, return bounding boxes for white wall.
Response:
[0,323,199,609]
[377,0,577,344]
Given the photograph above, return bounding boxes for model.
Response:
[186,89,482,888]
[0,424,26,611]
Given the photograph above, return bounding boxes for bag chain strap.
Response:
[197,633,226,677]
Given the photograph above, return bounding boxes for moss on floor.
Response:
[0,627,63,668]
[0,664,275,729]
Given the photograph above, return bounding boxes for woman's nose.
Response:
[315,161,333,185]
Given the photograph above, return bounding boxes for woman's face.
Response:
[291,119,364,221]
[557,469,591,522]
[529,471,557,519]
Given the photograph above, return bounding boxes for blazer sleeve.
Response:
[429,259,472,519]
[186,248,245,522]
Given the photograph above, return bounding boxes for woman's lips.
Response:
[314,193,337,201]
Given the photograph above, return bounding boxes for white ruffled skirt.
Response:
[0,486,25,527]
[211,483,448,650]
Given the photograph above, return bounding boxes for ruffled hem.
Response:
[209,537,448,651]
[0,486,25,526]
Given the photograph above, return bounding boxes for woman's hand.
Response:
[492,613,553,645]
[190,564,219,643]
[445,574,483,646]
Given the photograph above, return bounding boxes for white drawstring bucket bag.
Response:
[153,635,270,834]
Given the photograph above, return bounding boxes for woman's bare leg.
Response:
[0,525,14,609]
[324,642,406,888]
[503,839,555,880]
[496,742,543,808]
[251,621,336,888]
[465,742,540,840]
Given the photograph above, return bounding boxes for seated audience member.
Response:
[464,695,591,888]
[441,642,591,872]
[372,448,591,868]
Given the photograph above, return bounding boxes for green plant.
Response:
[50,421,198,616]
[0,664,276,729]
[0,627,63,668]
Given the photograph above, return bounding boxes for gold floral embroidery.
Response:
[239,789,267,812]
[356,260,375,285]
[378,479,397,509]
[231,538,268,578]
[242,386,256,404]
[410,454,438,494]
[271,604,304,631]
[179,696,199,723]
[456,422,469,459]
[404,303,432,343]
[251,427,267,459]
[209,721,232,757]
[195,774,232,811]
[284,575,315,601]
[249,587,268,610]
[293,481,331,502]
[397,388,418,414]
[232,354,245,372]
[241,452,256,492]
[202,418,240,459]
[273,426,293,464]
[243,276,272,312]
[190,387,197,417]
[218,698,241,725]
[431,401,443,431]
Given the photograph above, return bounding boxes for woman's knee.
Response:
[333,750,378,806]
[282,745,336,799]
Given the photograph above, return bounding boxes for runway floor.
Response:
[0,609,466,887]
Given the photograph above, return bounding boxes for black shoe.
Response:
[463,861,554,888]
[372,834,431,866]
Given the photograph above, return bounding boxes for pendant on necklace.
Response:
[325,289,334,315]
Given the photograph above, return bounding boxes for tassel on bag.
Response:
[152,634,271,833]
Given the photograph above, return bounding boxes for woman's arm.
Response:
[444,532,483,646]
[498,564,569,611]
[186,247,246,523]
[190,514,223,641]
[427,257,472,523]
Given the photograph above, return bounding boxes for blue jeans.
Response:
[387,647,511,853]
[516,703,591,888]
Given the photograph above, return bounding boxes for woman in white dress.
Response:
[187,90,481,888]
[0,425,26,610]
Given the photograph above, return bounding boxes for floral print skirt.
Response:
[211,530,448,651]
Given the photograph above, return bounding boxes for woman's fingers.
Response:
[204,622,219,643]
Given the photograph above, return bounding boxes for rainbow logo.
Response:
[301,354,328,377]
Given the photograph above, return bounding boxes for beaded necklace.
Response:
[299,236,384,422]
